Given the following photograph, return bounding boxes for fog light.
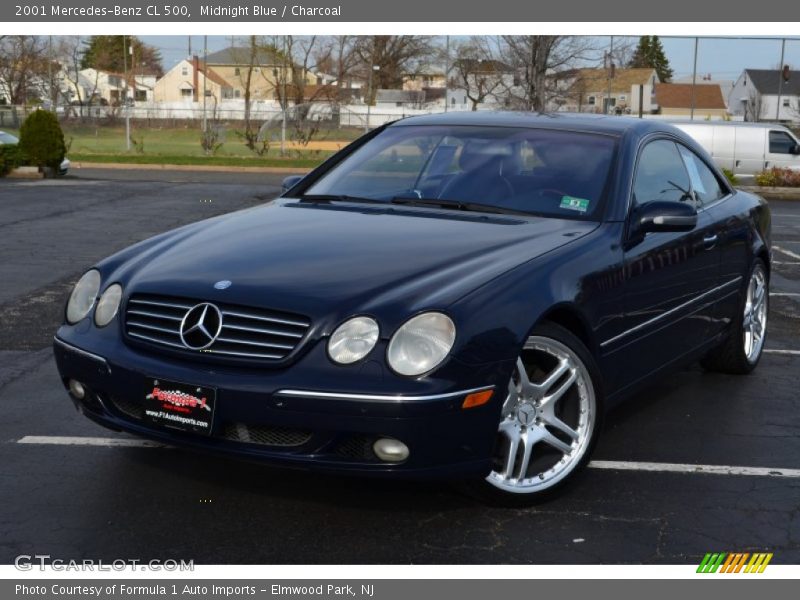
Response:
[373,438,409,463]
[68,379,86,400]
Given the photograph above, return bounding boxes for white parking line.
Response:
[774,245,800,261]
[588,461,800,478]
[770,292,800,297]
[773,261,800,265]
[14,437,800,478]
[17,435,166,448]
[764,349,800,356]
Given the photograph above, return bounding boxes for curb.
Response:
[72,162,312,175]
[739,186,800,201]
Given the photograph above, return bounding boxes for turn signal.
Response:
[462,389,493,409]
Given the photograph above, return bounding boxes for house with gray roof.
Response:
[728,68,800,122]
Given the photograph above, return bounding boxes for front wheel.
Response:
[466,322,602,506]
[701,259,768,374]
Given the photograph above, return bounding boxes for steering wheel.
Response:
[536,188,569,199]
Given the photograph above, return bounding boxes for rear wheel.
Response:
[467,322,602,506]
[701,259,768,374]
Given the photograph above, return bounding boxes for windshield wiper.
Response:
[390,196,533,217]
[298,194,386,205]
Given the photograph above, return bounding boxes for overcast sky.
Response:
[138,35,800,83]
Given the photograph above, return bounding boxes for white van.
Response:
[670,121,800,181]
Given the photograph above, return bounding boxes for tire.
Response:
[464,322,603,507]
[701,259,768,375]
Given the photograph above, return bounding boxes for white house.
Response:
[729,68,800,122]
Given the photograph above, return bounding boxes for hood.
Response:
[114,200,597,331]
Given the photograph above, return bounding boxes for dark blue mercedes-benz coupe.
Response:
[54,112,770,504]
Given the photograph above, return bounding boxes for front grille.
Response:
[221,422,312,447]
[124,293,311,362]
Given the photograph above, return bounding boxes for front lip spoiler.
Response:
[275,386,495,403]
[53,336,111,372]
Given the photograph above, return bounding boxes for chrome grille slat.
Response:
[221,309,309,328]
[215,336,294,350]
[127,309,183,321]
[127,321,181,335]
[128,331,187,349]
[221,322,304,338]
[125,294,310,363]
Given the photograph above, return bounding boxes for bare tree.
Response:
[0,36,49,105]
[498,36,599,111]
[744,88,766,122]
[451,37,505,111]
[354,36,436,105]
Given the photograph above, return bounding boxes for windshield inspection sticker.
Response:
[560,196,590,213]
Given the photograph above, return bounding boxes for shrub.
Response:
[18,109,66,171]
[721,167,738,186]
[755,167,800,188]
[0,145,22,177]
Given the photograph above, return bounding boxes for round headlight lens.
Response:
[328,316,380,364]
[94,284,123,327]
[387,312,456,377]
[66,269,101,324]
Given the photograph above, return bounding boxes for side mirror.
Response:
[792,143,800,155]
[281,175,305,195]
[635,200,698,234]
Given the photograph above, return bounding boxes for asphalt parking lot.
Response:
[1,167,799,565]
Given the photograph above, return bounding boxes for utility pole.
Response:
[123,35,131,151]
[690,37,698,121]
[365,64,379,132]
[281,35,287,156]
[775,38,786,122]
[605,36,614,115]
[203,35,208,132]
[444,35,450,113]
[47,35,53,111]
[188,36,192,58]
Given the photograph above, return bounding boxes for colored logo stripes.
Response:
[697,552,773,573]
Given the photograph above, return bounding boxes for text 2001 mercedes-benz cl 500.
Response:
[54,113,770,503]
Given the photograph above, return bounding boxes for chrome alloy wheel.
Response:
[486,336,596,494]
[743,265,768,364]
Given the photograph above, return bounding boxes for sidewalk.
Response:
[72,162,311,175]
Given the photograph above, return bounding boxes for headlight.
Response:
[66,269,101,324]
[328,316,380,364]
[387,312,456,377]
[94,284,123,327]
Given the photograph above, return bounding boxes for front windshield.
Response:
[304,124,617,219]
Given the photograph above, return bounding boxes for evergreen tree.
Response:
[80,36,164,76]
[628,35,673,83]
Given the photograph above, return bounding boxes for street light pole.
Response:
[123,35,131,151]
[203,35,208,133]
[365,64,379,133]
[776,38,786,122]
[690,36,698,121]
[444,35,450,113]
[281,35,287,157]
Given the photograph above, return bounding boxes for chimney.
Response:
[192,55,199,102]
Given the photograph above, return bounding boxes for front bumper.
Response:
[53,333,510,478]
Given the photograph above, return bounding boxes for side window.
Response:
[769,130,797,154]
[633,140,692,207]
[677,145,726,206]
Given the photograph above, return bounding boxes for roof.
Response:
[199,66,230,88]
[744,69,800,95]
[655,83,727,110]
[204,46,283,66]
[391,110,682,137]
[571,68,657,94]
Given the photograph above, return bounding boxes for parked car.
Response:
[0,130,70,176]
[671,121,800,181]
[53,113,770,504]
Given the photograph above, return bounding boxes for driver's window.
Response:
[633,140,692,207]
[769,131,797,154]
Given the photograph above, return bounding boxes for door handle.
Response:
[765,161,770,169]
[703,234,718,249]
